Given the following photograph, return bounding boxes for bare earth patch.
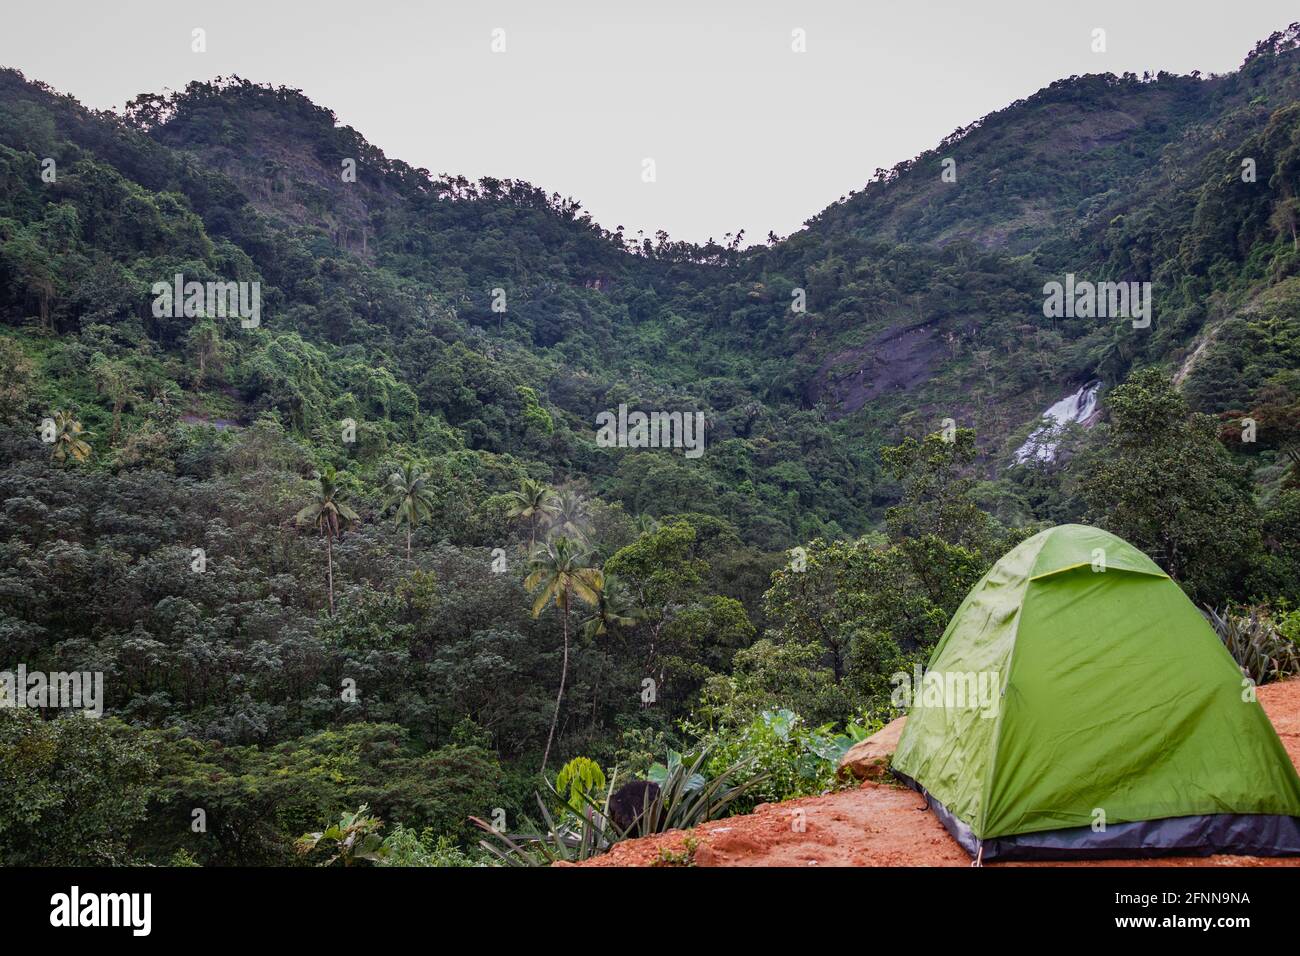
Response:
[577,678,1300,868]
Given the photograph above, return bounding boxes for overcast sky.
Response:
[1,1,1296,243]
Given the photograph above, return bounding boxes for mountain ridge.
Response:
[3,22,1300,869]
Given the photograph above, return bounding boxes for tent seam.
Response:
[975,533,1052,839]
[1027,562,1168,582]
[976,602,1022,840]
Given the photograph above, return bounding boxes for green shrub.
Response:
[0,711,157,866]
[691,708,879,813]
[378,825,493,867]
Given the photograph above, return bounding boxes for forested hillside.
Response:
[2,25,1300,866]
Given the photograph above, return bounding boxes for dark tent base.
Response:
[894,771,1300,862]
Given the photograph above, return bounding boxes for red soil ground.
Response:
[577,678,1300,867]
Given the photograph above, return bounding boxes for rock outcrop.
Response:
[837,716,908,780]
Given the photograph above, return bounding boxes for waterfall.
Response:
[1012,380,1101,464]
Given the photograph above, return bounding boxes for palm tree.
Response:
[295,465,360,616]
[548,488,592,545]
[387,463,436,557]
[526,536,602,773]
[580,574,640,640]
[506,477,558,549]
[579,573,641,744]
[91,355,142,443]
[1283,442,1300,488]
[48,410,91,465]
[186,320,224,389]
[632,513,661,536]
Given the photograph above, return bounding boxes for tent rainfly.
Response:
[891,524,1300,861]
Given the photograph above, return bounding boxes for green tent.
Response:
[892,524,1300,861]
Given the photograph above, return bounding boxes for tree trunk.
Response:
[406,525,411,559]
[540,591,570,774]
[588,651,605,742]
[326,532,335,616]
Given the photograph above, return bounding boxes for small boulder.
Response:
[837,716,908,781]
